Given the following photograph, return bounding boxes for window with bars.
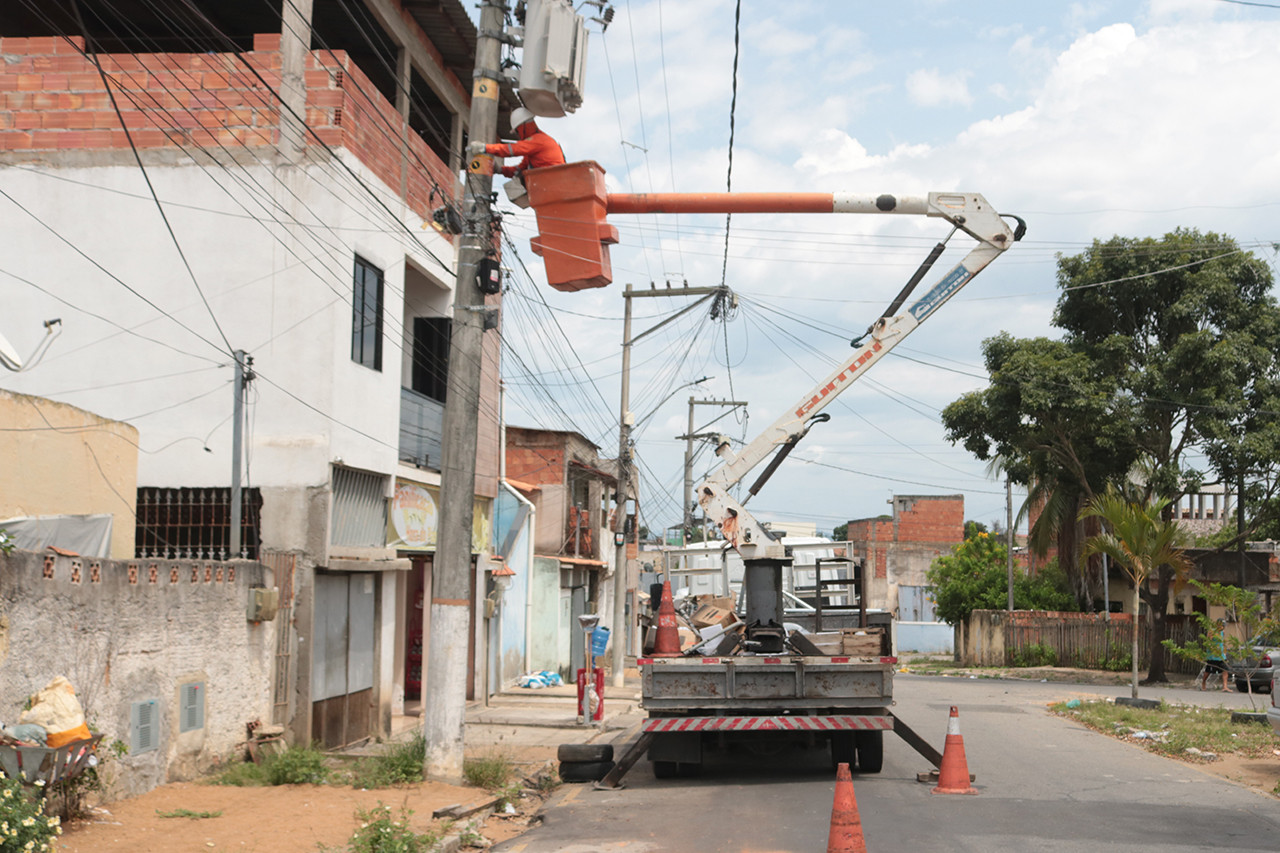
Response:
[134,487,262,560]
[352,255,384,371]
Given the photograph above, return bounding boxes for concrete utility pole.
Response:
[610,287,634,688]
[610,284,727,687]
[230,350,252,559]
[679,397,747,543]
[424,0,504,784]
[1006,478,1014,612]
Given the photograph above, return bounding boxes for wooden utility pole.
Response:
[423,0,504,784]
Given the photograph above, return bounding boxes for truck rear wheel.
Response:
[829,732,856,769]
[855,730,883,773]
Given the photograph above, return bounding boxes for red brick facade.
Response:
[847,494,964,584]
[0,34,458,218]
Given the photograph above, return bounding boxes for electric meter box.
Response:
[247,586,280,622]
[518,0,588,117]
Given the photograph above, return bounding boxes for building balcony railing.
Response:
[400,387,443,471]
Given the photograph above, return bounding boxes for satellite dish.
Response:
[0,329,22,371]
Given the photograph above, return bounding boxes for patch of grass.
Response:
[1051,699,1279,760]
[495,783,523,811]
[350,734,425,788]
[156,808,222,819]
[899,657,968,673]
[458,821,486,847]
[209,759,270,787]
[463,752,514,791]
[1010,642,1058,668]
[346,803,440,853]
[209,745,330,787]
[266,744,330,785]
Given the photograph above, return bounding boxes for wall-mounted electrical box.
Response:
[247,586,279,622]
[518,0,588,117]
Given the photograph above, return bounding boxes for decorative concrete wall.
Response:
[0,549,276,799]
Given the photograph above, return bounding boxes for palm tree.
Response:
[1079,489,1192,699]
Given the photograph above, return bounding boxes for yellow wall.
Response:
[0,390,138,559]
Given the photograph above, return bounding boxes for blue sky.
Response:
[494,0,1280,537]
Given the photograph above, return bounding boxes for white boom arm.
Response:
[696,192,1020,561]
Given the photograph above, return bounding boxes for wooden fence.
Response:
[962,610,1203,674]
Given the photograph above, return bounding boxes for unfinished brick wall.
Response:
[505,443,566,486]
[846,495,965,584]
[893,495,964,543]
[0,34,456,218]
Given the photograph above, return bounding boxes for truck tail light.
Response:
[1262,654,1273,668]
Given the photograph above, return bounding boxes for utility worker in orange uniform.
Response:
[482,107,565,177]
[467,108,563,207]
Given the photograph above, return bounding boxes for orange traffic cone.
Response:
[826,762,867,853]
[931,705,977,794]
[651,580,682,657]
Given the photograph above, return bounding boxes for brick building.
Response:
[505,426,622,676]
[846,494,964,617]
[0,0,504,756]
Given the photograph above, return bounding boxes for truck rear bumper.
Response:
[642,713,893,733]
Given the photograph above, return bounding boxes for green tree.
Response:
[1080,490,1192,699]
[943,334,1136,605]
[832,522,849,541]
[926,533,1076,626]
[943,229,1280,645]
[963,521,988,540]
[1162,580,1280,709]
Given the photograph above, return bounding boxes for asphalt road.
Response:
[496,675,1279,852]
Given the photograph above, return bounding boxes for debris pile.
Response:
[637,589,888,658]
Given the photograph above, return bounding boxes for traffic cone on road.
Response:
[826,762,867,853]
[651,580,681,657]
[931,705,977,794]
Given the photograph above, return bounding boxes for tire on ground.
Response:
[855,730,884,774]
[558,760,615,782]
[557,743,614,763]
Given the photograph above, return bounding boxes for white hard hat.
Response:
[510,107,535,131]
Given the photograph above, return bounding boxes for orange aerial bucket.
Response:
[524,161,619,292]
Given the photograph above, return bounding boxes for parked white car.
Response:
[1269,675,1280,737]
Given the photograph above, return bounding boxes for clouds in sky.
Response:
[905,69,973,107]
[498,1,1280,531]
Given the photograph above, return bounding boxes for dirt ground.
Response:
[54,775,546,853]
[1202,751,1280,798]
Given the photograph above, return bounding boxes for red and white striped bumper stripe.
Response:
[642,715,892,733]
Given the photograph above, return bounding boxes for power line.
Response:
[718,0,742,289]
[71,0,235,357]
